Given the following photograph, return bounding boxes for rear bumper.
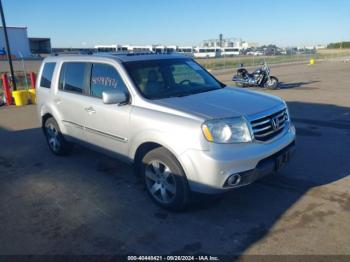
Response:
[179,124,296,194]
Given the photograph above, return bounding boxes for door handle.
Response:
[84,106,96,114]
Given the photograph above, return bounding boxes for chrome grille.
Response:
[250,108,288,142]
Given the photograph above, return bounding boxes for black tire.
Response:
[264,76,279,89]
[44,117,72,156]
[140,147,190,210]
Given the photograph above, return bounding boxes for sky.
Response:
[3,0,350,48]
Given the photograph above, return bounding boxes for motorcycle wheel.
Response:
[264,76,279,89]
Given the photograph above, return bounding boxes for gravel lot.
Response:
[0,61,349,257]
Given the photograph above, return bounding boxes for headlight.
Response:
[286,105,291,122]
[202,117,252,143]
[283,102,291,122]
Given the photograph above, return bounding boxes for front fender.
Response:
[128,129,189,161]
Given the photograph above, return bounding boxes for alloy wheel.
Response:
[145,160,177,204]
[46,123,61,153]
[266,78,277,87]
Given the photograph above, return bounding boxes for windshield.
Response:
[123,58,224,99]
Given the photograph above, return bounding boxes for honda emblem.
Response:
[271,117,280,130]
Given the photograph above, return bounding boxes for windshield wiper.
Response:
[167,86,221,98]
[173,88,214,97]
[187,87,217,95]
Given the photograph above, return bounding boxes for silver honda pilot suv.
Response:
[36,53,296,210]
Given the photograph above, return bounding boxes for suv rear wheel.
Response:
[141,147,190,210]
[44,117,72,156]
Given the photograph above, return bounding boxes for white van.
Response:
[193,47,221,58]
[221,48,240,56]
[178,46,194,57]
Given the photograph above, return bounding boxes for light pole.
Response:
[0,0,16,91]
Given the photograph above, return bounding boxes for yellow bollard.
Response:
[28,89,36,104]
[309,58,315,65]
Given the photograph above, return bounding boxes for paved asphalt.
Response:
[0,61,349,256]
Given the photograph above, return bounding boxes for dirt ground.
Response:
[0,59,42,74]
[0,61,349,257]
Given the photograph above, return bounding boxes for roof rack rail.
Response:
[125,52,155,56]
[52,51,93,56]
[93,51,129,56]
[124,51,178,56]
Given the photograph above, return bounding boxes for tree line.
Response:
[327,42,350,48]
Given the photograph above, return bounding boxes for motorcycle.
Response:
[232,61,279,89]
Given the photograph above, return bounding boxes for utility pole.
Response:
[0,0,16,91]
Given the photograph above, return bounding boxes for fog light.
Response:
[227,174,241,186]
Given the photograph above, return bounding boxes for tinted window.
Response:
[124,59,223,100]
[59,62,87,93]
[90,63,128,98]
[172,64,205,85]
[40,63,56,88]
[128,66,164,96]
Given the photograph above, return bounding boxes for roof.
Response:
[0,26,27,29]
[46,52,189,63]
[29,37,51,41]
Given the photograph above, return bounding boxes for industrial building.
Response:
[29,37,51,55]
[0,26,31,57]
[0,26,51,58]
[202,34,257,50]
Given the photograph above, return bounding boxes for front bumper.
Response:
[223,141,295,187]
[179,124,296,194]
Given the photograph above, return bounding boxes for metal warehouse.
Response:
[0,26,31,57]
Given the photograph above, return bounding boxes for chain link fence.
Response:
[196,49,350,71]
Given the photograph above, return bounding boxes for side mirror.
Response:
[102,89,128,105]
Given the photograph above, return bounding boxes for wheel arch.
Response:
[39,104,67,134]
[133,141,185,176]
[41,113,54,131]
[134,142,162,167]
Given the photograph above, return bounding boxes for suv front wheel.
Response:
[141,147,190,210]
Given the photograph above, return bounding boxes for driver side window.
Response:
[90,63,128,98]
[172,64,205,85]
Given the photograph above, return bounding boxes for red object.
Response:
[29,72,36,89]
[2,73,12,105]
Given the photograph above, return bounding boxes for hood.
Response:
[153,87,284,119]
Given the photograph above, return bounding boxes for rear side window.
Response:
[59,62,88,94]
[40,63,56,88]
[90,63,128,98]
